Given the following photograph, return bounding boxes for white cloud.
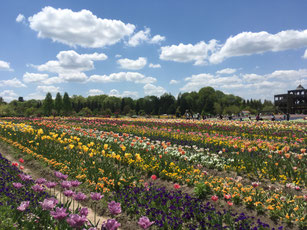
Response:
[128,27,165,47]
[0,60,13,71]
[25,92,45,101]
[58,72,88,82]
[303,49,307,59]
[268,69,307,81]
[160,40,218,66]
[37,85,60,94]
[117,57,147,70]
[216,68,236,75]
[23,72,49,83]
[0,78,26,88]
[88,72,156,84]
[29,6,135,48]
[0,90,18,102]
[16,14,25,23]
[242,73,264,83]
[115,54,122,58]
[143,84,166,96]
[43,76,65,85]
[149,63,161,68]
[88,89,104,96]
[109,89,120,97]
[35,50,107,74]
[169,80,179,85]
[210,30,307,64]
[122,91,138,98]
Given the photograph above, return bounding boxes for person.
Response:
[271,114,275,121]
[256,114,260,121]
[283,114,286,120]
[287,113,290,121]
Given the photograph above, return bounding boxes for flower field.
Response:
[0,117,306,229]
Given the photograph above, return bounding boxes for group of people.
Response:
[256,113,290,121]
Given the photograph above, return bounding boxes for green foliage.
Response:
[43,92,53,116]
[54,92,63,115]
[63,92,72,115]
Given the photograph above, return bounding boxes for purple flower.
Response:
[17,201,30,212]
[71,180,82,187]
[36,178,47,184]
[45,181,58,188]
[40,198,58,211]
[66,214,88,228]
[108,201,121,215]
[19,174,32,181]
[32,184,45,192]
[79,207,88,217]
[63,190,75,197]
[12,182,23,189]
[138,216,155,229]
[54,171,68,180]
[61,181,72,189]
[91,192,103,201]
[101,219,121,230]
[50,207,69,220]
[73,192,87,201]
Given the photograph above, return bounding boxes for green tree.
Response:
[63,92,72,115]
[54,92,63,115]
[43,92,53,116]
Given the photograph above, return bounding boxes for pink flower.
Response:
[19,158,24,163]
[211,195,218,202]
[17,201,30,211]
[12,182,23,189]
[173,183,181,189]
[138,216,155,229]
[151,175,157,180]
[227,201,233,206]
[224,194,231,200]
[295,186,300,191]
[101,219,121,230]
[18,174,32,181]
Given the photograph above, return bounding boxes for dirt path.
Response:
[0,145,118,229]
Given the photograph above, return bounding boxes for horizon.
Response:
[0,0,307,102]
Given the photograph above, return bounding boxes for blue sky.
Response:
[0,0,306,102]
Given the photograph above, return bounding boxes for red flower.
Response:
[19,158,24,163]
[227,201,233,206]
[224,194,231,200]
[12,162,19,167]
[19,166,24,170]
[151,175,157,180]
[173,183,181,189]
[211,195,218,202]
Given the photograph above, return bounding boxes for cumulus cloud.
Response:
[210,30,307,64]
[0,90,18,102]
[88,89,104,96]
[88,72,156,84]
[23,72,49,83]
[0,78,26,88]
[160,40,218,66]
[149,63,161,68]
[303,49,307,59]
[169,80,179,85]
[117,57,147,70]
[143,84,166,96]
[128,27,165,47]
[0,60,13,71]
[37,85,60,94]
[16,14,25,23]
[216,68,236,75]
[108,89,138,98]
[28,6,135,48]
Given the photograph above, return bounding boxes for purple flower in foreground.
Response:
[40,198,58,211]
[19,174,32,181]
[50,207,69,220]
[79,207,89,217]
[54,171,68,180]
[45,181,57,188]
[63,190,75,197]
[91,192,103,201]
[36,178,47,184]
[17,201,30,212]
[61,181,72,189]
[32,184,45,192]
[101,219,121,230]
[12,182,24,189]
[71,180,82,187]
[108,201,121,215]
[138,216,155,229]
[73,192,87,201]
[66,214,88,228]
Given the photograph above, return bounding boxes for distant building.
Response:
[274,85,307,114]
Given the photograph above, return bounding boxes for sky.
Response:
[0,0,307,102]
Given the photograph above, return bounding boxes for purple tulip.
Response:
[66,214,88,228]
[40,198,58,211]
[45,181,58,188]
[12,182,23,189]
[54,171,68,180]
[101,219,121,230]
[19,174,32,181]
[61,181,72,189]
[79,207,89,217]
[17,201,30,212]
[91,192,103,201]
[73,192,87,201]
[108,201,121,215]
[138,216,155,229]
[32,184,45,192]
[50,207,69,220]
[71,180,82,187]
[63,189,75,197]
[36,178,47,184]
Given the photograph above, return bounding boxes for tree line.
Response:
[0,87,275,117]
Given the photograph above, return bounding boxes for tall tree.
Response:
[43,92,53,116]
[63,92,72,115]
[54,92,63,115]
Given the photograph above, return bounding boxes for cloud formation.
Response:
[216,68,237,75]
[88,72,156,84]
[0,90,18,102]
[0,60,13,71]
[143,84,166,96]
[0,78,26,88]
[127,27,165,47]
[88,89,104,96]
[29,6,135,48]
[149,63,161,68]
[117,57,147,70]
[16,14,25,23]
